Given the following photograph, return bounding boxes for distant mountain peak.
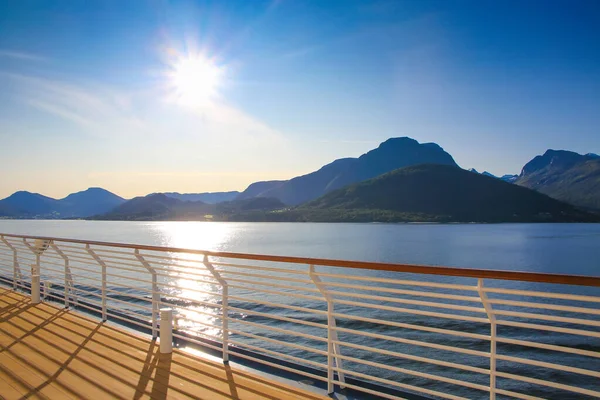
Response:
[521,149,596,177]
[516,149,600,211]
[236,136,458,205]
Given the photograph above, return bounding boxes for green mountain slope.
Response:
[95,194,285,221]
[236,137,458,205]
[294,164,597,222]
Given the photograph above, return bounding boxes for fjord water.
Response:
[0,220,599,275]
[1,220,599,399]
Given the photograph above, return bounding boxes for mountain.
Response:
[469,169,497,178]
[96,193,209,220]
[162,191,240,204]
[215,197,286,213]
[58,188,125,217]
[515,150,600,211]
[0,188,125,218]
[236,181,285,200]
[95,193,285,221]
[293,164,596,222]
[237,137,458,205]
[0,191,60,217]
[500,174,518,183]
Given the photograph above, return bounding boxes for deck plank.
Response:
[0,289,328,400]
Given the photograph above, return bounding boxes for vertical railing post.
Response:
[23,239,42,303]
[204,255,229,363]
[160,308,173,353]
[50,242,72,308]
[87,245,107,321]
[309,264,345,394]
[135,249,159,338]
[1,236,21,290]
[478,279,497,400]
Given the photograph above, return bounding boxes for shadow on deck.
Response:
[0,289,329,400]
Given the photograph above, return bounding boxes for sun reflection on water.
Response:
[152,222,236,340]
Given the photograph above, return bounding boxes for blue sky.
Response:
[0,0,598,198]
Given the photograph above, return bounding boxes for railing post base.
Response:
[160,308,173,354]
[31,275,41,304]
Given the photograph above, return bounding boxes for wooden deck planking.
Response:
[0,289,328,400]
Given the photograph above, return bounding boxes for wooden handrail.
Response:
[1,232,600,287]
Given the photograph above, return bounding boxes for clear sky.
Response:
[0,0,598,199]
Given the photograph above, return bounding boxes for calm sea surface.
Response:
[0,220,599,275]
[1,221,599,399]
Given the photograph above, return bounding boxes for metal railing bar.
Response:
[335,340,490,375]
[483,287,600,303]
[103,305,151,321]
[102,288,153,304]
[314,272,479,291]
[227,306,326,329]
[495,354,600,377]
[315,280,483,302]
[225,277,321,293]
[493,309,600,326]
[5,233,598,287]
[150,281,222,299]
[496,319,600,338]
[50,263,102,277]
[167,305,222,323]
[227,284,326,302]
[146,266,215,280]
[331,311,490,340]
[227,295,328,315]
[227,339,327,369]
[327,290,487,313]
[489,298,600,315]
[69,287,104,300]
[230,318,327,343]
[157,293,222,310]
[333,353,490,392]
[211,262,307,275]
[97,295,154,312]
[335,326,490,357]
[328,380,408,400]
[218,270,314,285]
[156,293,221,310]
[227,328,328,355]
[495,337,600,358]
[493,388,545,400]
[495,371,600,397]
[227,349,329,383]
[332,298,489,323]
[42,253,97,265]
[331,372,470,400]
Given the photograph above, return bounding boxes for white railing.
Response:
[0,233,599,400]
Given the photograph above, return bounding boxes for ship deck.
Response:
[0,289,328,400]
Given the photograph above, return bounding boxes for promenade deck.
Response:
[0,289,328,400]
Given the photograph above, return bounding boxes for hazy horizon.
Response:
[1,1,599,199]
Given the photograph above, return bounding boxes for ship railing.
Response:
[0,233,599,400]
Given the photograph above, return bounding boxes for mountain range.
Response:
[293,164,592,222]
[236,137,457,205]
[95,194,285,221]
[0,188,125,218]
[1,137,599,222]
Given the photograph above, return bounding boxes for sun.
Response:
[169,54,223,106]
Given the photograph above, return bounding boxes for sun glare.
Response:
[169,54,223,106]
